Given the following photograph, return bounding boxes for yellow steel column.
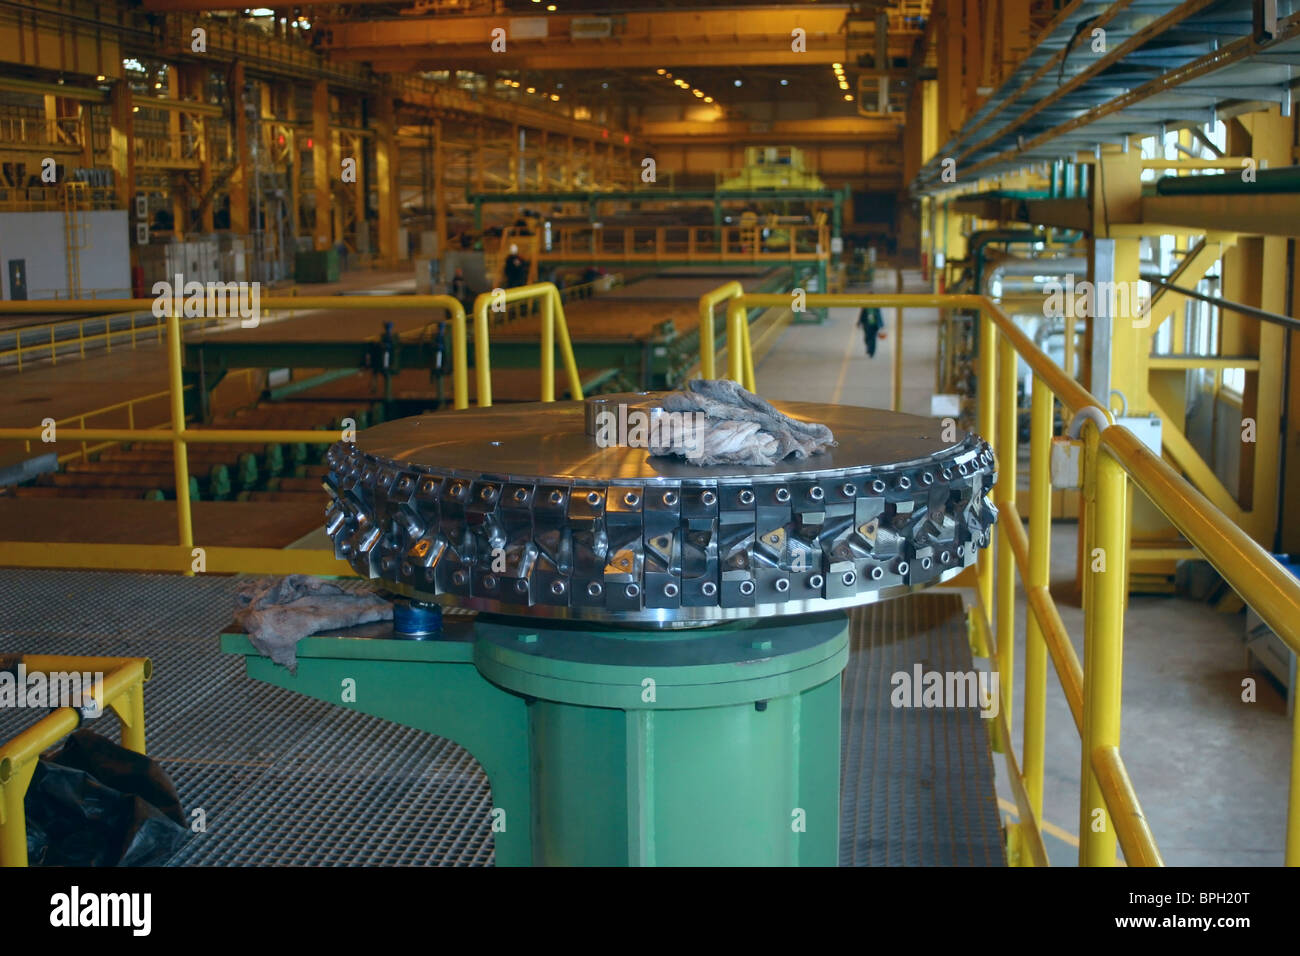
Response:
[228,62,249,234]
[109,80,134,214]
[1023,374,1053,815]
[312,80,331,251]
[187,66,214,234]
[375,94,399,267]
[1079,426,1127,866]
[168,68,186,240]
[351,133,365,255]
[974,307,996,659]
[434,117,448,258]
[995,335,1018,739]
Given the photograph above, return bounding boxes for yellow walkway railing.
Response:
[0,288,590,575]
[0,655,151,867]
[470,282,583,408]
[2,310,241,372]
[703,283,1300,867]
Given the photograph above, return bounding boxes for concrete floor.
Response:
[756,267,1294,866]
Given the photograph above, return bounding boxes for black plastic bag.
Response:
[24,730,189,867]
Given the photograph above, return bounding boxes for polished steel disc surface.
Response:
[324,394,998,626]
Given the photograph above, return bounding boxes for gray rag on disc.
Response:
[234,574,392,673]
[649,379,836,466]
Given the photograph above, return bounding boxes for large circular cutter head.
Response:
[324,394,998,627]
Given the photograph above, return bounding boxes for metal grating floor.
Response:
[839,592,1005,866]
[0,570,1001,866]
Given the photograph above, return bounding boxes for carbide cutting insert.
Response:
[324,393,997,626]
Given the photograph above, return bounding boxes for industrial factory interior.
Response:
[1,0,1299,891]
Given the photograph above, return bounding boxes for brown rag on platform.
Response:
[234,575,392,673]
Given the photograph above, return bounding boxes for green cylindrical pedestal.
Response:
[474,611,849,866]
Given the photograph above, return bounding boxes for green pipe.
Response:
[267,367,361,401]
[1154,165,1300,195]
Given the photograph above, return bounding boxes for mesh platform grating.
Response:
[840,592,1005,865]
[0,570,1001,866]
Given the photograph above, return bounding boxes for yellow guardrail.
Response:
[470,282,583,408]
[0,655,151,867]
[704,283,1300,867]
[15,368,262,466]
[0,295,470,575]
[696,281,744,382]
[544,224,829,264]
[0,287,584,573]
[2,310,234,372]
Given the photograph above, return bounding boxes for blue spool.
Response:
[393,600,443,638]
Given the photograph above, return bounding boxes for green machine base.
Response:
[222,610,849,866]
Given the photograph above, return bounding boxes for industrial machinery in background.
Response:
[225,393,998,865]
[717,147,827,192]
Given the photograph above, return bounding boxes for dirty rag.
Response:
[235,575,392,673]
[650,378,836,466]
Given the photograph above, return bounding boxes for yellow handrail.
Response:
[470,282,582,408]
[700,284,1300,867]
[697,281,744,382]
[0,655,151,867]
[0,295,468,576]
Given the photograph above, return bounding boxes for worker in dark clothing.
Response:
[449,268,473,310]
[503,243,529,288]
[858,307,884,357]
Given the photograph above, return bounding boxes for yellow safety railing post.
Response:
[995,335,1018,743]
[740,309,756,393]
[973,308,997,660]
[0,655,150,867]
[725,299,747,384]
[0,758,39,867]
[540,289,555,402]
[552,288,583,402]
[474,292,494,408]
[470,284,581,409]
[697,281,744,381]
[165,303,195,569]
[1079,426,1127,866]
[1023,374,1053,817]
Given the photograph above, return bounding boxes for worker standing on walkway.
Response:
[858,307,884,357]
